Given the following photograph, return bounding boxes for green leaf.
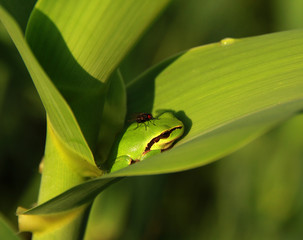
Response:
[1,0,172,222]
[23,30,303,214]
[0,5,98,176]
[1,0,172,178]
[96,70,127,166]
[30,0,171,82]
[23,177,119,215]
[0,0,36,32]
[0,213,20,240]
[123,30,303,175]
[25,0,171,147]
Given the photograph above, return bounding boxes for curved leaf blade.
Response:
[123,30,303,174]
[23,30,303,214]
[32,0,171,82]
[0,0,35,32]
[25,0,170,149]
[23,177,119,215]
[0,6,97,175]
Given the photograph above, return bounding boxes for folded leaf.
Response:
[0,6,97,176]
[31,0,171,82]
[22,30,303,214]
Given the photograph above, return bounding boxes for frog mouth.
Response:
[144,126,183,153]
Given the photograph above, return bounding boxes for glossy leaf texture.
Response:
[24,30,303,214]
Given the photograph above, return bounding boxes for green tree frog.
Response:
[108,112,184,172]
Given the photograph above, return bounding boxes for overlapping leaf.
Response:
[23,30,303,214]
[0,0,171,177]
[25,0,170,147]
[0,5,97,176]
[32,0,171,82]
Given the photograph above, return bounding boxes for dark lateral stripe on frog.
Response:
[144,126,183,153]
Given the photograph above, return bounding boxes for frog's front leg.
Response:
[110,156,132,172]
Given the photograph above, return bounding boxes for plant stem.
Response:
[32,121,88,240]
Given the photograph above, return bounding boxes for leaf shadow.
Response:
[125,53,192,138]
[25,9,105,149]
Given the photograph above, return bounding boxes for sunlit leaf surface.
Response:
[24,30,303,214]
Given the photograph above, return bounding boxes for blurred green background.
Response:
[1,0,303,239]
